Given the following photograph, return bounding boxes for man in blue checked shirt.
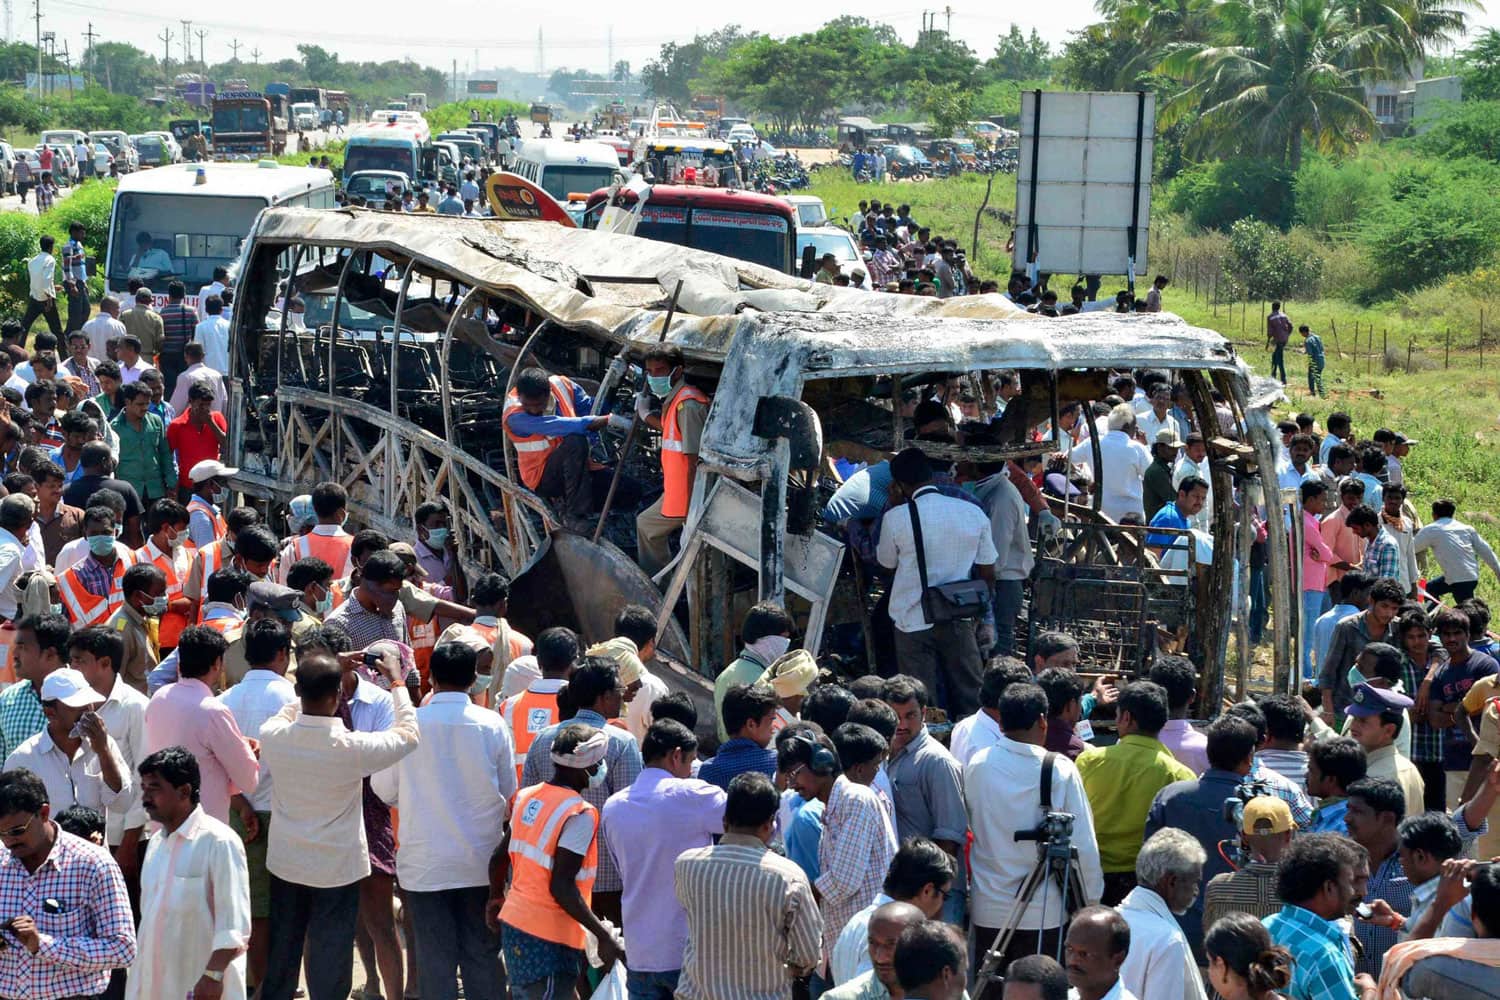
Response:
[1263,833,1377,1000]
[60,222,90,336]
[1348,505,1402,582]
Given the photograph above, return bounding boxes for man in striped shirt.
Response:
[157,281,197,394]
[676,771,822,1000]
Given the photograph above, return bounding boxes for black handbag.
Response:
[908,489,991,624]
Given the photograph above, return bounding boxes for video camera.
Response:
[1221,779,1271,828]
[1015,810,1075,845]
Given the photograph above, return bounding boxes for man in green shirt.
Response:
[712,602,794,743]
[1142,428,1182,521]
[1076,680,1195,904]
[110,380,175,504]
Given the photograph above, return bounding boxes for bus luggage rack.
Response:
[1026,521,1197,679]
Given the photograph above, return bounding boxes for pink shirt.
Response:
[1319,505,1364,587]
[1157,719,1209,775]
[144,676,259,822]
[1304,510,1339,593]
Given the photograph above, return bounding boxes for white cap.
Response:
[39,668,102,709]
[189,459,239,483]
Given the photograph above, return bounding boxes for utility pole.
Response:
[452,58,457,104]
[945,5,952,34]
[180,19,190,64]
[32,0,40,98]
[159,26,172,80]
[250,46,260,64]
[536,27,543,76]
[228,37,240,62]
[60,39,70,97]
[41,31,52,96]
[82,20,95,77]
[195,28,205,68]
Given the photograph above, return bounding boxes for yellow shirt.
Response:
[1076,733,1195,872]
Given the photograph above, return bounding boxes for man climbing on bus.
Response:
[503,367,621,533]
[635,345,710,577]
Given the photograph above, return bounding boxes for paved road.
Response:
[0,177,84,215]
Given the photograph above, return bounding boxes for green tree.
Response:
[1460,28,1500,101]
[641,26,752,103]
[988,24,1052,80]
[0,86,49,134]
[1057,23,1143,90]
[1359,159,1500,291]
[84,42,158,98]
[1416,98,1500,160]
[297,44,340,84]
[910,80,976,136]
[1160,0,1387,169]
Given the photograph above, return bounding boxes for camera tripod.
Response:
[972,835,1091,1000]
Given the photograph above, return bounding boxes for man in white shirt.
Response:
[1069,404,1153,523]
[1065,906,1140,1000]
[127,745,252,1000]
[170,342,228,415]
[1116,828,1208,1000]
[21,234,63,338]
[876,448,997,720]
[0,495,32,620]
[69,626,150,881]
[217,617,298,992]
[1172,434,1214,532]
[4,667,133,817]
[199,268,229,322]
[950,659,1033,769]
[194,294,231,374]
[965,682,1104,972]
[611,606,670,743]
[372,637,513,1000]
[1414,498,1500,604]
[82,299,128,366]
[1137,385,1186,450]
[257,648,419,1000]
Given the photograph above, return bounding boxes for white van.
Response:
[510,139,622,204]
[40,129,88,149]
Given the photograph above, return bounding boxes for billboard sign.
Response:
[1013,90,1154,279]
[467,80,499,94]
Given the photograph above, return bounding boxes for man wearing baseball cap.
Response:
[1345,682,1425,818]
[1203,797,1294,928]
[3,666,132,815]
[185,457,237,549]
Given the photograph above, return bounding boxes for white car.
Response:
[783,194,829,229]
[0,141,14,194]
[727,124,758,144]
[797,225,862,273]
[89,131,138,173]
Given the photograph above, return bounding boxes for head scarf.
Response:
[552,728,609,769]
[585,636,644,686]
[499,654,541,699]
[19,569,55,620]
[762,648,818,699]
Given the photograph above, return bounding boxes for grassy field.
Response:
[805,168,1500,610]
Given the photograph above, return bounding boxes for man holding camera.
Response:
[964,681,1103,975]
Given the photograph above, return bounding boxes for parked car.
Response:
[143,130,183,163]
[727,123,758,144]
[131,134,171,167]
[0,141,15,195]
[344,169,411,204]
[89,131,138,173]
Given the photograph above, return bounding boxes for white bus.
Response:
[509,139,622,205]
[105,161,336,311]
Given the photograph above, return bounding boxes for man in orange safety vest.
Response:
[634,345,710,577]
[502,367,624,532]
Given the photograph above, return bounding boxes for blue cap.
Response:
[1344,682,1414,718]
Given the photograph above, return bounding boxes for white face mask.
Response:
[747,634,791,664]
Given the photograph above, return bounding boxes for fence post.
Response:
[1330,318,1339,356]
[1446,327,1451,369]
[1406,337,1412,374]
[1382,328,1388,371]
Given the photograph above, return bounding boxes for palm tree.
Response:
[1095,0,1222,85]
[1160,0,1393,168]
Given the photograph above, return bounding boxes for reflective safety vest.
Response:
[291,530,355,580]
[187,497,227,543]
[200,612,245,644]
[660,384,709,518]
[498,783,598,948]
[58,556,134,627]
[191,540,228,621]
[408,614,437,693]
[135,539,194,650]
[503,375,578,490]
[501,687,560,787]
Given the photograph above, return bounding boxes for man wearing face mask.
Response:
[133,498,195,654]
[185,458,235,549]
[413,500,466,603]
[287,557,336,623]
[502,366,619,533]
[182,506,261,621]
[492,723,625,999]
[713,601,795,743]
[634,344,710,577]
[58,504,137,627]
[106,561,167,694]
[326,550,409,651]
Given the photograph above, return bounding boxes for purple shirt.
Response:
[1157,719,1209,776]
[602,768,726,972]
[144,677,260,823]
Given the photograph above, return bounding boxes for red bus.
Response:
[582,184,798,274]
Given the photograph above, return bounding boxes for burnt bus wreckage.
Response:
[225,207,1297,715]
